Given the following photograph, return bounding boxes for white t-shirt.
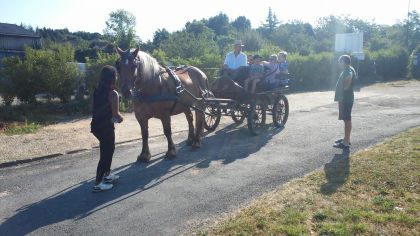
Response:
[224,51,247,70]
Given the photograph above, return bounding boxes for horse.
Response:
[211,68,250,102]
[116,47,209,162]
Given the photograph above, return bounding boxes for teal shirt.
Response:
[249,64,264,78]
[334,66,356,102]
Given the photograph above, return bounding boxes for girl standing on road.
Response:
[90,65,123,192]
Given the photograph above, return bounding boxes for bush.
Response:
[85,52,120,94]
[408,45,420,79]
[288,52,334,90]
[0,57,20,106]
[370,46,408,80]
[0,44,78,104]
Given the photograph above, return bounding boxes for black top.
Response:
[91,88,114,132]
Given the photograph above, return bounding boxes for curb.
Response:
[0,153,63,168]
[0,129,189,169]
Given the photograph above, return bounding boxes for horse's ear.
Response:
[116,47,124,56]
[132,47,140,57]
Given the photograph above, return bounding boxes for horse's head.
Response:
[116,47,140,99]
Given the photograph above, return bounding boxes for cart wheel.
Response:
[247,100,267,136]
[272,95,289,128]
[204,105,221,132]
[231,105,246,124]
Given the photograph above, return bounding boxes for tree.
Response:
[152,28,169,48]
[263,7,279,33]
[206,12,231,35]
[406,10,420,53]
[231,16,251,32]
[185,20,210,35]
[104,9,138,49]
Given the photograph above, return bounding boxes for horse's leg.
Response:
[192,109,204,149]
[184,109,194,146]
[161,115,177,158]
[137,118,152,162]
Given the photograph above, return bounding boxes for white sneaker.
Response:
[92,182,113,192]
[104,173,120,184]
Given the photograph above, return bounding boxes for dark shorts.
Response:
[338,102,353,121]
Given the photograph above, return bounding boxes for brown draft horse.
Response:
[116,47,209,162]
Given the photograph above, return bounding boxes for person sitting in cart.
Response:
[247,54,254,66]
[277,51,289,87]
[244,55,264,94]
[263,54,280,90]
[223,40,248,82]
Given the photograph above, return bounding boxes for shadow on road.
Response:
[320,149,350,195]
[0,123,284,235]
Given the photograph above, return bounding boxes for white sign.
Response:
[352,52,365,60]
[334,32,363,53]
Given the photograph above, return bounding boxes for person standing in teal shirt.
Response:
[334,55,356,150]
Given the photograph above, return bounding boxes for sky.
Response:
[0,0,418,41]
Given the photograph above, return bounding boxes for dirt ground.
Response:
[0,81,410,164]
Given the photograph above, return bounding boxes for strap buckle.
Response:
[176,85,184,94]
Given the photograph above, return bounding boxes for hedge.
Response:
[0,44,78,104]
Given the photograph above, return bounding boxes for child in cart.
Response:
[263,54,280,90]
[244,55,264,94]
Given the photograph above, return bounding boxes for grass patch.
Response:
[4,121,40,135]
[0,99,93,135]
[202,127,420,235]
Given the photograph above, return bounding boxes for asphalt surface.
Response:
[1,82,420,235]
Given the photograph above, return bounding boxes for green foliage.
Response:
[288,52,334,90]
[0,57,19,106]
[4,121,40,136]
[370,46,409,80]
[241,30,263,52]
[408,45,420,79]
[162,30,219,59]
[0,44,78,104]
[104,9,138,49]
[152,28,169,49]
[206,12,231,35]
[85,52,120,93]
[231,16,251,32]
[262,7,280,35]
[406,11,420,53]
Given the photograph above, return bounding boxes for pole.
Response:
[407,0,411,51]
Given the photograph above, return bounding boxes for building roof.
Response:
[0,23,40,38]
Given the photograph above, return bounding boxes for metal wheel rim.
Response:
[205,107,218,127]
[275,98,286,125]
[252,104,264,128]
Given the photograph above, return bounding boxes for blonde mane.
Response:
[135,51,161,81]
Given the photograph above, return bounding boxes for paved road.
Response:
[1,82,420,235]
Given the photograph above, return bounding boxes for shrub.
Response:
[288,52,334,90]
[0,57,20,106]
[370,46,408,80]
[85,52,120,94]
[408,45,420,79]
[0,44,78,104]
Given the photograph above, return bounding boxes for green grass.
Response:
[202,127,420,235]
[4,122,40,135]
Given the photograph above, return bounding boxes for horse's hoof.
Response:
[192,142,201,149]
[165,150,177,159]
[137,153,151,163]
[186,139,194,146]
